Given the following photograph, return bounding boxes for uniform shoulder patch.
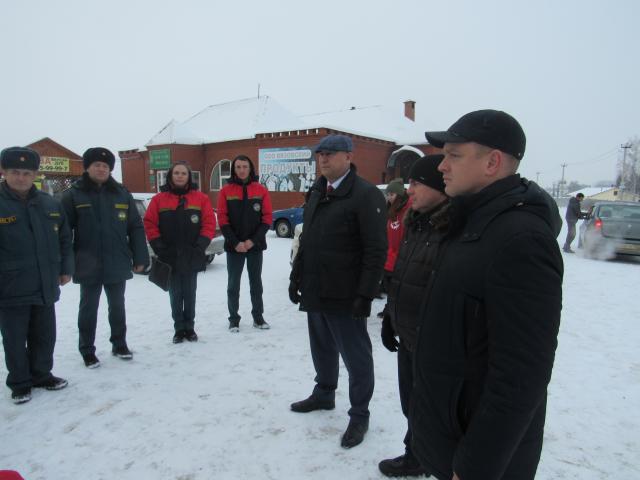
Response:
[0,215,17,224]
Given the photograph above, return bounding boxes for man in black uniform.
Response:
[0,147,73,404]
[61,147,148,368]
[289,134,387,449]
[412,111,563,480]
[378,154,449,478]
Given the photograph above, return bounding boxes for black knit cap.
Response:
[408,154,445,193]
[425,109,526,160]
[83,147,115,171]
[0,146,41,171]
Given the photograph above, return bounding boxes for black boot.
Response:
[378,453,429,477]
[341,418,369,449]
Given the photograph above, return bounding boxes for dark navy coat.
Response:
[61,174,148,285]
[0,183,73,307]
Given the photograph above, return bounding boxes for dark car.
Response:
[579,201,640,259]
[271,205,304,238]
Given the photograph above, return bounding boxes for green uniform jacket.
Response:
[61,173,149,285]
[0,182,73,307]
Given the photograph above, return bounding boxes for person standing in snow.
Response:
[411,110,563,480]
[288,134,387,449]
[375,177,411,314]
[0,147,73,404]
[61,147,148,369]
[217,154,273,332]
[143,162,215,343]
[562,192,585,253]
[378,155,449,478]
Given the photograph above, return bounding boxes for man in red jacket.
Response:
[217,155,273,332]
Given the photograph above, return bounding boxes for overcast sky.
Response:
[1,0,637,186]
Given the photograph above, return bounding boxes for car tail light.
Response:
[595,219,603,230]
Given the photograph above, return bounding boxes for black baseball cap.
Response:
[425,109,526,160]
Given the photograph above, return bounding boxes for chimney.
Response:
[404,100,416,121]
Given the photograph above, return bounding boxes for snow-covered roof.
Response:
[146,97,436,147]
[567,187,615,198]
[300,104,435,145]
[146,97,303,147]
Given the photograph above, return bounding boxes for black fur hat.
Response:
[83,147,115,171]
[0,146,40,171]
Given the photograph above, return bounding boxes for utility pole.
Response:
[560,163,567,197]
[621,143,632,199]
[536,171,540,184]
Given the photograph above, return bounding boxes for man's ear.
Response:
[485,149,503,176]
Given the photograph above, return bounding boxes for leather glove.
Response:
[352,296,372,319]
[195,235,211,252]
[381,313,399,352]
[288,281,301,305]
[150,238,169,257]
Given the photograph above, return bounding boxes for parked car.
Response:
[272,205,304,238]
[132,193,225,271]
[578,201,640,259]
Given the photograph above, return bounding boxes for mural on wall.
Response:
[258,147,315,193]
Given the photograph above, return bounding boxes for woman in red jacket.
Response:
[143,162,215,343]
[377,179,411,317]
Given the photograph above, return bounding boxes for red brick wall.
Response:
[27,137,84,177]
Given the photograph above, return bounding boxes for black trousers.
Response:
[0,304,56,391]
[78,281,127,355]
[226,250,264,323]
[397,340,415,456]
[169,271,198,332]
[307,311,374,422]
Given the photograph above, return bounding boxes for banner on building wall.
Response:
[150,149,171,169]
[40,156,70,173]
[258,147,315,192]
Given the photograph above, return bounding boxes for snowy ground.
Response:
[1,219,639,480]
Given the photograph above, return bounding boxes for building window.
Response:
[192,171,201,190]
[209,159,231,191]
[156,170,168,191]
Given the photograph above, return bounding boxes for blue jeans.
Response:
[226,250,264,323]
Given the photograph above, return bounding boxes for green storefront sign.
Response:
[150,149,171,169]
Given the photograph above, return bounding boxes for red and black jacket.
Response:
[217,176,273,253]
[144,186,215,273]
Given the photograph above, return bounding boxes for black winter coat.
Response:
[61,173,149,284]
[291,165,387,313]
[410,175,563,480]
[0,183,73,307]
[565,196,583,223]
[386,201,449,352]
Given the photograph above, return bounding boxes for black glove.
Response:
[195,235,211,252]
[150,238,170,257]
[288,281,301,305]
[381,313,399,352]
[352,296,372,319]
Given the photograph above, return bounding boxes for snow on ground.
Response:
[1,220,639,479]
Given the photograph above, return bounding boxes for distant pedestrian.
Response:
[411,110,563,480]
[0,147,73,404]
[61,147,149,368]
[289,134,387,449]
[563,192,585,253]
[144,162,215,343]
[217,154,273,332]
[378,155,449,478]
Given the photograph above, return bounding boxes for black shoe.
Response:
[290,396,335,413]
[229,320,240,333]
[82,353,101,369]
[341,418,369,449]
[112,346,133,360]
[34,376,68,391]
[11,387,32,404]
[253,318,270,330]
[184,329,198,342]
[379,453,430,477]
[173,331,186,344]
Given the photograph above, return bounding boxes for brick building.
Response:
[21,137,84,194]
[119,97,438,210]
